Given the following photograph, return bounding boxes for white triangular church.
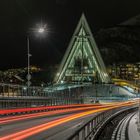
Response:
[54,14,110,84]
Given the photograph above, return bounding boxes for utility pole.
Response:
[26,36,32,96]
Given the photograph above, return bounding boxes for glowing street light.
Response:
[38,27,45,33]
[27,24,47,96]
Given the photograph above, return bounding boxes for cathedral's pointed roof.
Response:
[54,13,110,83]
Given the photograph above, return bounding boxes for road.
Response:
[0,101,137,140]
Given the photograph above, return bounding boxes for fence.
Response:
[67,106,137,140]
[0,83,84,108]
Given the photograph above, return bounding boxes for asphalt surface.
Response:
[0,108,99,140]
[26,113,97,140]
[0,101,136,140]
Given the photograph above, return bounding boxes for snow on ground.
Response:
[128,113,140,140]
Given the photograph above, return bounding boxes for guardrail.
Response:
[67,106,137,140]
[0,83,84,108]
[0,104,93,116]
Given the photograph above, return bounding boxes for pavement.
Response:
[0,107,99,140]
[128,113,140,140]
[0,102,136,140]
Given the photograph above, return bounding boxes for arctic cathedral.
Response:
[54,14,110,84]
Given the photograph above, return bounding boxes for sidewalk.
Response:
[128,113,140,140]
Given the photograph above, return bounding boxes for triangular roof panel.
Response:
[54,13,110,84]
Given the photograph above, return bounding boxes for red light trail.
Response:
[0,104,105,125]
[0,101,136,140]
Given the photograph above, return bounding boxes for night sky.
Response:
[0,0,140,70]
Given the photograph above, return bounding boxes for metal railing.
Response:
[0,83,84,108]
[0,83,82,98]
[67,106,137,140]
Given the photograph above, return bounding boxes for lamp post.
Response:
[26,25,47,96]
[27,36,31,96]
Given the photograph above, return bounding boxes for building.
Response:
[110,63,140,81]
[54,14,110,84]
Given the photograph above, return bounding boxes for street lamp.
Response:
[38,27,45,33]
[27,25,47,96]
